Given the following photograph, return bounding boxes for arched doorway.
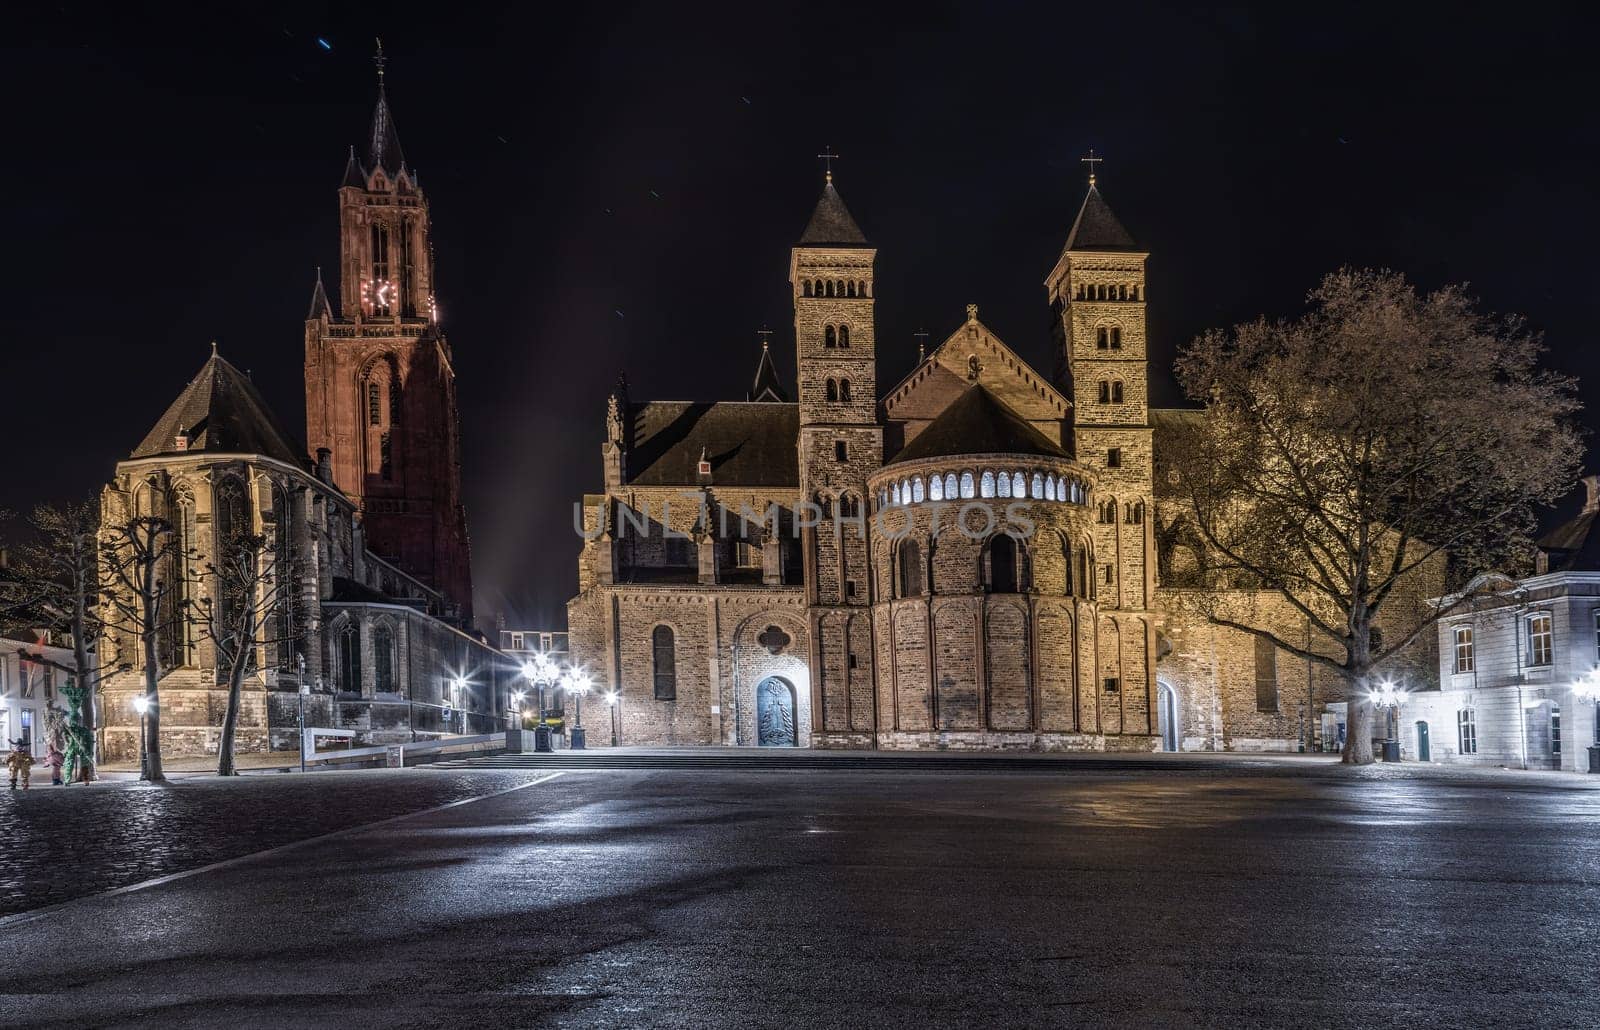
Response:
[1157,682,1179,752]
[756,677,797,747]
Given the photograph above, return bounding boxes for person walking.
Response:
[6,740,33,790]
[42,742,65,786]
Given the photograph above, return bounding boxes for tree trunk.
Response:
[217,656,246,776]
[71,596,97,781]
[1342,694,1375,765]
[141,577,165,782]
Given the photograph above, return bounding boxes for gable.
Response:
[880,313,1070,457]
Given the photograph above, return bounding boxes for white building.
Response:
[1403,478,1600,771]
[1,631,82,760]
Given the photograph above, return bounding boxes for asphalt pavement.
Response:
[2,759,1599,1028]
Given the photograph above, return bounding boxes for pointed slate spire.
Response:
[1062,183,1137,251]
[747,335,787,402]
[130,349,308,467]
[798,180,868,246]
[341,144,366,187]
[307,267,332,321]
[365,39,407,176]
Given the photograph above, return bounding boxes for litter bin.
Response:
[1587,744,1600,774]
[534,724,554,753]
[571,725,587,750]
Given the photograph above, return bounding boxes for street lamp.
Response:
[605,690,620,747]
[523,654,558,752]
[451,676,467,735]
[131,694,152,780]
[1368,678,1409,763]
[510,690,526,729]
[565,669,592,750]
[1571,668,1600,773]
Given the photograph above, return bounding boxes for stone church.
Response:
[97,60,509,762]
[569,169,1364,751]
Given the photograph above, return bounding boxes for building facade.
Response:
[1,632,81,759]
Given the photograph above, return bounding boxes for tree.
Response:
[194,532,299,776]
[10,502,125,782]
[100,516,183,782]
[1171,269,1582,764]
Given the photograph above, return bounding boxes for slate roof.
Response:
[1537,501,1600,572]
[366,88,407,175]
[888,385,1070,465]
[626,401,799,487]
[130,352,309,468]
[798,181,868,246]
[747,343,787,402]
[1063,184,1137,251]
[307,269,332,320]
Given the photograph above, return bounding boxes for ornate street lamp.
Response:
[523,654,559,753]
[564,669,592,750]
[604,690,620,747]
[131,694,153,781]
[1368,678,1409,763]
[1571,668,1600,773]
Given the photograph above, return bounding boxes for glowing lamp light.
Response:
[1573,668,1600,702]
[132,695,152,715]
[604,691,619,707]
[1368,679,1409,709]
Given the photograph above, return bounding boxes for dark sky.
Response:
[5,3,1595,631]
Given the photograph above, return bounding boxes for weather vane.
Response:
[1082,148,1103,187]
[374,38,387,86]
[914,328,930,363]
[757,326,773,349]
[817,147,839,184]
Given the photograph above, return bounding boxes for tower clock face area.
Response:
[361,278,398,316]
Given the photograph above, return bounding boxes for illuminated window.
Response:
[1453,626,1474,674]
[652,626,676,700]
[1046,475,1057,501]
[1527,613,1553,666]
[1031,473,1043,498]
[960,472,975,499]
[1012,472,1025,498]
[929,475,943,501]
[943,473,958,499]
[1551,705,1562,756]
[911,478,924,503]
[1457,708,1477,754]
[996,471,1011,498]
[980,471,995,498]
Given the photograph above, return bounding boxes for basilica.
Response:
[568,172,1376,752]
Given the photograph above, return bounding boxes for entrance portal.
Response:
[1157,683,1178,752]
[1416,720,1431,762]
[756,677,797,747]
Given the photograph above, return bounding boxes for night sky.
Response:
[5,4,1594,632]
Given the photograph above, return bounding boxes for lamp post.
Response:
[565,669,592,750]
[1369,678,1409,763]
[605,690,620,747]
[297,682,311,773]
[523,654,557,752]
[1572,669,1600,773]
[132,694,152,781]
[452,677,467,735]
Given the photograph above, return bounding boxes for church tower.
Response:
[304,44,474,622]
[790,165,880,747]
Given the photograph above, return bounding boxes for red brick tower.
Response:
[304,43,474,622]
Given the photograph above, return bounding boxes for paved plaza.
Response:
[3,757,1600,1027]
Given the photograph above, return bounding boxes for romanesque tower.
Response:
[303,45,474,621]
[790,168,881,746]
[1045,167,1157,732]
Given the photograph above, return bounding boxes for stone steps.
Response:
[430,750,1240,773]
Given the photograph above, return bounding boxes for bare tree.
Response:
[194,532,299,776]
[100,516,183,782]
[1171,269,1582,764]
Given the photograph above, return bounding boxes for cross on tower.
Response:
[817,147,839,183]
[757,326,773,350]
[914,329,930,363]
[1081,148,1103,187]
[374,38,387,86]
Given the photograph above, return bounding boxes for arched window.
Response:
[824,281,834,297]
[891,482,901,505]
[836,280,845,297]
[1046,474,1058,501]
[1096,327,1109,349]
[652,625,677,700]
[901,479,911,504]
[911,477,925,503]
[1126,501,1145,524]
[824,325,837,348]
[839,325,850,348]
[803,281,813,297]
[1098,380,1123,404]
[337,621,360,694]
[929,474,944,501]
[1012,472,1026,499]
[826,379,839,402]
[997,471,1011,498]
[272,484,296,670]
[368,382,382,425]
[878,488,888,507]
[960,472,975,499]
[1110,327,1122,349]
[373,624,395,692]
[838,493,860,519]
[898,538,923,598]
[980,471,996,498]
[989,534,1019,593]
[1457,708,1477,754]
[858,280,868,297]
[1030,473,1043,498]
[846,281,856,297]
[839,379,852,402]
[943,473,958,500]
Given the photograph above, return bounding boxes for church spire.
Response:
[307,267,332,321]
[365,39,407,175]
[797,153,867,246]
[747,331,787,402]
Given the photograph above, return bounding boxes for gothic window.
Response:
[943,473,957,500]
[980,471,996,498]
[1458,708,1477,754]
[803,281,813,297]
[399,224,416,317]
[389,378,401,425]
[1031,472,1044,499]
[1098,380,1123,404]
[839,379,852,402]
[1528,612,1554,666]
[1126,501,1145,524]
[379,431,392,481]
[960,472,975,499]
[928,475,943,501]
[1254,637,1279,712]
[898,538,923,598]
[858,280,868,297]
[272,484,296,670]
[891,482,901,505]
[901,479,911,504]
[373,624,396,692]
[846,281,856,297]
[825,325,837,348]
[369,383,381,425]
[996,471,1011,498]
[838,493,862,519]
[1453,626,1475,673]
[988,534,1019,593]
[911,477,924,503]
[826,379,839,402]
[1012,472,1026,499]
[370,223,391,316]
[1045,475,1057,501]
[652,625,677,700]
[839,325,850,348]
[336,621,361,693]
